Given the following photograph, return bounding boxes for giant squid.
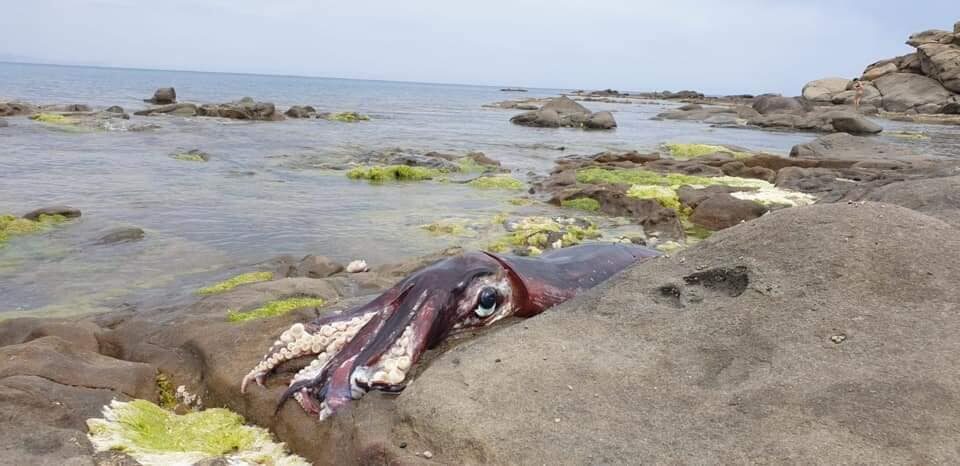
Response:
[241,243,659,420]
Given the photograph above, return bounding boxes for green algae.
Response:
[508,198,532,206]
[467,175,524,190]
[655,241,684,253]
[487,216,600,254]
[325,112,370,122]
[197,271,273,296]
[30,113,74,125]
[155,372,177,410]
[86,399,308,466]
[577,167,765,189]
[347,165,442,182]
[560,197,600,212]
[227,297,326,323]
[0,213,68,245]
[626,185,685,212]
[663,143,750,160]
[455,157,487,173]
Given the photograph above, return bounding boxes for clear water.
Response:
[1,62,958,318]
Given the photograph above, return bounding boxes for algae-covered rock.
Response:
[171,150,210,162]
[0,213,70,245]
[86,399,308,466]
[489,216,600,254]
[346,165,442,182]
[662,143,750,160]
[321,112,370,122]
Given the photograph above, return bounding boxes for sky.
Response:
[0,0,954,95]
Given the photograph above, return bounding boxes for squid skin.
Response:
[241,243,659,420]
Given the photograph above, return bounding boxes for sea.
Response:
[1,61,957,318]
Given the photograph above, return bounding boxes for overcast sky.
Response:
[0,0,953,95]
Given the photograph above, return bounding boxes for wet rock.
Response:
[134,103,198,117]
[96,227,145,245]
[93,451,143,465]
[197,98,285,121]
[689,193,768,230]
[22,205,81,220]
[549,185,684,238]
[376,203,960,464]
[0,100,36,116]
[830,114,882,134]
[719,161,776,182]
[0,337,156,398]
[0,318,101,352]
[146,87,177,104]
[584,111,617,129]
[295,255,345,278]
[465,151,501,167]
[511,96,615,130]
[104,105,125,114]
[285,105,317,118]
[677,185,752,210]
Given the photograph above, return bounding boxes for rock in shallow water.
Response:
[22,205,81,220]
[145,87,177,104]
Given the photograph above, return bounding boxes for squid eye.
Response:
[475,287,498,318]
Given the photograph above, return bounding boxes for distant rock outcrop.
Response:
[510,96,617,130]
[801,20,960,114]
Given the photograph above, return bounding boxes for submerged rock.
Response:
[0,100,36,116]
[96,227,145,245]
[197,98,285,121]
[134,103,198,117]
[284,105,316,118]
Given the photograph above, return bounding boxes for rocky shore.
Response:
[3,113,960,463]
[3,20,960,465]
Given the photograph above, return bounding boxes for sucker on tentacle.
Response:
[241,243,659,420]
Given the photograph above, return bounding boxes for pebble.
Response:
[831,334,847,344]
[554,418,561,423]
[423,450,434,459]
[399,442,407,449]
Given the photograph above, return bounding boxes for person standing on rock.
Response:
[852,78,864,110]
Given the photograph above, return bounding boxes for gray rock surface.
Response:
[369,203,960,465]
[874,72,956,113]
[752,95,805,114]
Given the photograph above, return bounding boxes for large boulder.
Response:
[540,96,590,116]
[145,87,177,105]
[584,110,617,129]
[789,132,925,161]
[510,108,560,128]
[802,78,850,102]
[752,95,805,114]
[873,72,954,113]
[829,113,883,134]
[368,203,960,464]
[863,62,899,81]
[22,205,81,220]
[917,43,960,93]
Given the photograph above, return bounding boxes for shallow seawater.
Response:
[2,62,958,318]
